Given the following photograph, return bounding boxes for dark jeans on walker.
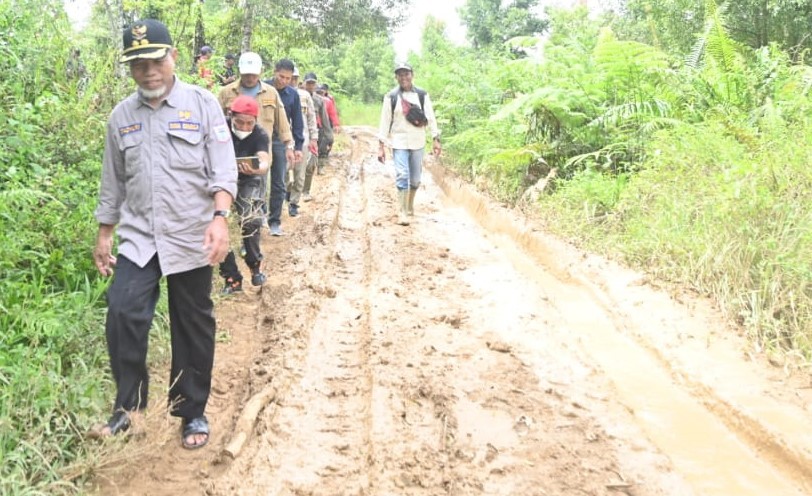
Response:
[268,139,288,227]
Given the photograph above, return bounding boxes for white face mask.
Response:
[231,122,252,140]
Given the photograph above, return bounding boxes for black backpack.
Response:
[389,88,428,129]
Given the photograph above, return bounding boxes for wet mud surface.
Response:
[93,127,812,496]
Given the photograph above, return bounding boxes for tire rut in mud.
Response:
[208,134,377,494]
[93,126,809,496]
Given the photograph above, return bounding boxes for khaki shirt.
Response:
[378,87,440,150]
[217,81,293,149]
[311,92,333,142]
[297,88,318,142]
[95,78,238,275]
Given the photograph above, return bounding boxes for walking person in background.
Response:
[216,53,237,86]
[219,95,271,294]
[303,72,332,192]
[288,67,319,208]
[318,83,341,134]
[92,19,237,449]
[217,52,294,236]
[316,83,340,172]
[264,59,304,221]
[194,45,215,88]
[377,62,441,226]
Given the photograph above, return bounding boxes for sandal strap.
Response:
[106,410,131,435]
[182,415,209,437]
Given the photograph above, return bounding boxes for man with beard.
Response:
[92,19,237,449]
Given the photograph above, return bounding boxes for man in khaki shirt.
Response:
[288,66,319,208]
[92,19,237,449]
[218,53,294,236]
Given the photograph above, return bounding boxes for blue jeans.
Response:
[393,148,424,191]
[268,140,288,226]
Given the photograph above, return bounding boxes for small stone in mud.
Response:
[487,341,512,353]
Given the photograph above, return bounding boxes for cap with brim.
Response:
[120,19,173,63]
[394,62,412,74]
[304,72,317,82]
[239,52,262,75]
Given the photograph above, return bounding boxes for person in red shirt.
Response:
[316,84,340,170]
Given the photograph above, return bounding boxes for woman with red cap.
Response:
[219,95,271,293]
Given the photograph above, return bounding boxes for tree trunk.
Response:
[105,0,126,78]
[193,0,206,57]
[241,0,253,53]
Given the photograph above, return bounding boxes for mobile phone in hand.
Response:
[236,156,260,169]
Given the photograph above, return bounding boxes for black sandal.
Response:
[106,410,131,435]
[181,416,210,450]
[87,410,130,439]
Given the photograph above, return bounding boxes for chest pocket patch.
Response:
[167,129,204,170]
[118,132,143,179]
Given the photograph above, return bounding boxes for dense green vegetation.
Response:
[409,4,812,359]
[4,0,812,492]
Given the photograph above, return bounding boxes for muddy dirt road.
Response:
[95,127,812,495]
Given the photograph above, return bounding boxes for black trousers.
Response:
[219,183,264,282]
[105,254,215,420]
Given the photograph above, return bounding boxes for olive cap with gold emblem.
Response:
[120,19,173,63]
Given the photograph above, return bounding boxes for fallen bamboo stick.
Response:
[221,385,277,460]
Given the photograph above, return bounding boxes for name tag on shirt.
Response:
[119,123,142,136]
[168,121,201,132]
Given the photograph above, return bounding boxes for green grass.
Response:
[535,120,812,360]
[336,99,381,127]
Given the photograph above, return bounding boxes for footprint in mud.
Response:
[513,415,533,437]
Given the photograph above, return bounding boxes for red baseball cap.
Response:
[230,95,259,117]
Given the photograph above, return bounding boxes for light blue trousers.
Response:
[393,148,424,191]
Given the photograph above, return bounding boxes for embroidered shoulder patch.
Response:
[262,99,274,105]
[119,123,142,136]
[213,123,230,142]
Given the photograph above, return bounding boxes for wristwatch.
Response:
[213,210,230,219]
[286,142,294,151]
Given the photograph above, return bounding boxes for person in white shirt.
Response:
[377,63,441,225]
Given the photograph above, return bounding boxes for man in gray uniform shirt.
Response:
[92,19,237,450]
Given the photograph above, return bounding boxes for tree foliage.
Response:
[412,3,812,362]
[459,0,548,50]
[617,0,812,58]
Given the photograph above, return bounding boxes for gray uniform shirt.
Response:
[95,78,238,276]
